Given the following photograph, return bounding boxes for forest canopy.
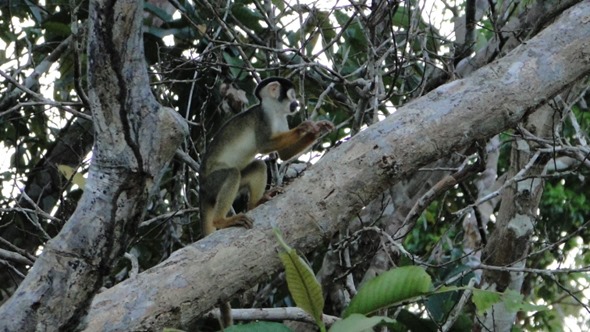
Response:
[0,0,589,331]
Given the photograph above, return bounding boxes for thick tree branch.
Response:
[82,3,590,331]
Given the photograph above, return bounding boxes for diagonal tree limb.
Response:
[82,3,590,331]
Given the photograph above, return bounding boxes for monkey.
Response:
[199,77,333,327]
[199,77,334,236]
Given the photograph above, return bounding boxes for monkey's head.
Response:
[255,77,299,114]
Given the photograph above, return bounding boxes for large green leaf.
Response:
[224,321,294,332]
[275,229,325,330]
[329,313,395,332]
[343,266,432,317]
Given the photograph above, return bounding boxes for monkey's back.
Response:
[200,107,269,176]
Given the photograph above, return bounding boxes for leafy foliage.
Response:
[472,289,546,316]
[343,266,432,318]
[276,229,325,331]
[329,313,395,332]
[224,321,294,332]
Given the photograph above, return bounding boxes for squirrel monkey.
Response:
[199,77,334,236]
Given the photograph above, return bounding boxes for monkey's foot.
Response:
[214,214,253,230]
[254,187,285,207]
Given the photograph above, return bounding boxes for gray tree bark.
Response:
[478,85,579,329]
[0,0,187,330]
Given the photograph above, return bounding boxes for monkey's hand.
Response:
[277,120,335,161]
[314,120,335,134]
[296,120,319,135]
[298,120,334,136]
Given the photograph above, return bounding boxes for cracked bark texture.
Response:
[0,0,187,330]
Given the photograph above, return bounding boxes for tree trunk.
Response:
[478,100,562,330]
[0,0,187,330]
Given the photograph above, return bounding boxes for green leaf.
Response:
[231,4,264,33]
[222,51,248,80]
[57,165,86,189]
[503,289,546,313]
[391,6,411,28]
[343,266,432,318]
[396,309,439,331]
[472,288,545,316]
[329,313,395,332]
[223,321,294,332]
[472,289,502,315]
[42,21,71,40]
[271,0,285,11]
[275,229,325,330]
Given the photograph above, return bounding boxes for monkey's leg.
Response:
[208,168,253,231]
[240,160,268,210]
[214,162,270,328]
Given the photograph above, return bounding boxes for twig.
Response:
[454,151,541,216]
[395,154,482,239]
[0,69,90,120]
[441,278,476,332]
[0,35,72,111]
[16,190,56,241]
[139,207,199,228]
[205,306,340,327]
[476,263,590,275]
[0,260,26,279]
[0,248,34,266]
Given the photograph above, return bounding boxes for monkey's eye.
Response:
[290,101,299,112]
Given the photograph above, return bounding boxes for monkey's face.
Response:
[289,100,299,112]
[258,78,300,116]
[286,88,299,112]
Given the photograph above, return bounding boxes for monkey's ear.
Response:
[262,81,282,100]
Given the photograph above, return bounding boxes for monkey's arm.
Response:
[260,120,334,160]
[276,132,318,160]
